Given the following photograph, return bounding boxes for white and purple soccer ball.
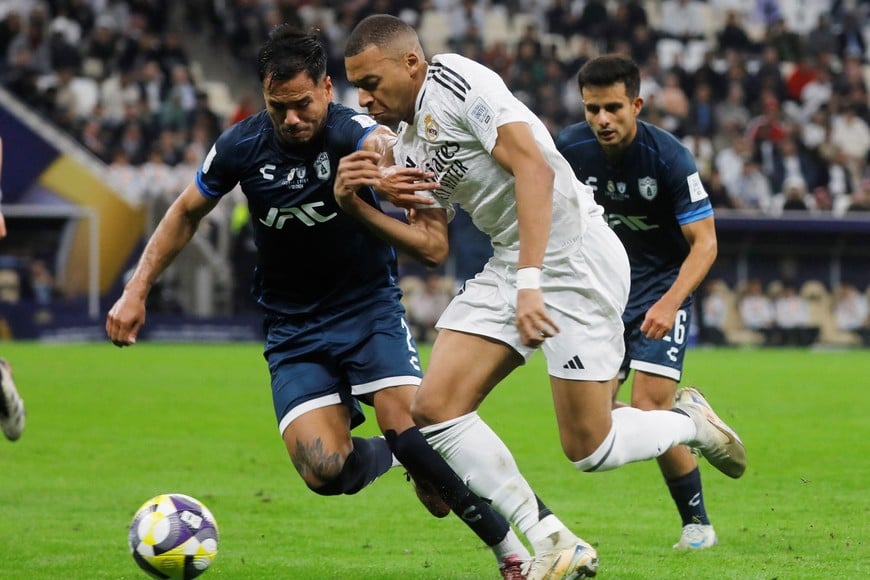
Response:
[129,493,219,579]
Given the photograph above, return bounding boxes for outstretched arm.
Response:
[335,150,448,267]
[106,183,218,346]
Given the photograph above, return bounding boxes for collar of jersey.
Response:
[412,62,432,126]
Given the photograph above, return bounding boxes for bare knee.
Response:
[558,418,614,462]
[288,442,349,494]
[631,386,676,410]
[295,454,349,495]
[630,373,678,410]
[371,386,415,433]
[410,395,437,428]
[552,377,615,461]
[281,406,355,494]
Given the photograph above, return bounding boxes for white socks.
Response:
[420,407,697,556]
[572,406,696,472]
[421,412,576,554]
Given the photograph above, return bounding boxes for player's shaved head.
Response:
[345,14,423,60]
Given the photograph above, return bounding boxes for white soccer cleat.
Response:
[0,358,25,441]
[675,387,746,479]
[673,523,718,550]
[525,539,598,580]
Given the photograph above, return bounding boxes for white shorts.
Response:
[437,220,629,380]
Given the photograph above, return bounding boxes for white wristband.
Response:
[516,267,542,290]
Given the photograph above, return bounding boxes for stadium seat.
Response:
[418,10,450,55]
[298,4,336,29]
[643,0,661,29]
[510,12,538,39]
[658,38,709,72]
[201,81,236,121]
[699,1,717,43]
[482,7,511,46]
[719,282,765,346]
[541,33,572,62]
[801,280,861,347]
[0,269,21,303]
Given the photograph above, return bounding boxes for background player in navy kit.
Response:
[105,25,532,578]
[0,136,26,442]
[556,54,721,550]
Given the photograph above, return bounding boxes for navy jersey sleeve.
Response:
[325,105,379,154]
[195,124,250,200]
[664,143,713,226]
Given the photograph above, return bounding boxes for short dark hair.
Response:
[345,14,415,57]
[256,24,326,85]
[577,54,641,100]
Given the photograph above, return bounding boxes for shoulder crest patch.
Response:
[638,176,658,200]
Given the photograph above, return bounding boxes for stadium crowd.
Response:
[0,0,868,344]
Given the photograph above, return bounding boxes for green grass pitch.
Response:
[0,342,867,579]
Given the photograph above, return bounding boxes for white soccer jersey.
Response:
[393,53,603,262]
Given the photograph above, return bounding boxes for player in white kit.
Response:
[335,15,746,579]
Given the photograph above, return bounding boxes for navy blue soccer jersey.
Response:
[556,120,713,312]
[196,103,398,315]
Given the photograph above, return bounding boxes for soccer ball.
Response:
[129,493,219,579]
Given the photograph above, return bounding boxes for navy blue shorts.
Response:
[263,288,423,436]
[620,303,692,382]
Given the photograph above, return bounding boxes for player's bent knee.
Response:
[410,397,437,428]
[303,445,375,496]
[568,426,617,472]
[571,453,602,472]
[294,458,347,495]
[631,394,674,410]
[308,478,345,496]
[306,466,357,496]
[558,426,610,463]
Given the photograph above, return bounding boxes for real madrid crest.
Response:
[638,176,658,200]
[424,114,439,141]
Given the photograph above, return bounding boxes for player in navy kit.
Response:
[556,54,722,550]
[105,25,531,578]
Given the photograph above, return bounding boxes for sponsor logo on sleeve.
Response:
[352,114,377,128]
[687,171,708,202]
[468,97,494,130]
[202,145,217,173]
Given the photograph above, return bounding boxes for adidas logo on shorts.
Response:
[563,355,584,370]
